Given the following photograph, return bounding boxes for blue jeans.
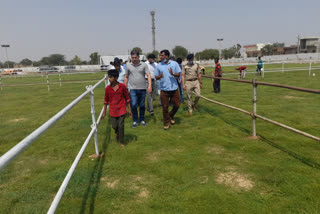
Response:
[130,89,146,123]
[177,79,184,102]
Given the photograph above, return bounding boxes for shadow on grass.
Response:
[79,122,111,214]
[201,104,320,170]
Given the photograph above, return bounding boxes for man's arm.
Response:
[147,73,152,93]
[197,65,202,88]
[124,75,128,87]
[126,101,132,117]
[102,103,108,119]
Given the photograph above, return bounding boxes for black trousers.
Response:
[213,79,221,93]
[110,114,125,143]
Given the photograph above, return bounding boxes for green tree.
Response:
[3,61,15,68]
[71,55,82,65]
[89,52,100,65]
[20,58,33,66]
[172,45,188,59]
[131,47,143,54]
[81,61,88,65]
[48,54,66,65]
[261,44,274,56]
[221,44,242,59]
[195,49,219,60]
[151,50,159,57]
[0,61,3,68]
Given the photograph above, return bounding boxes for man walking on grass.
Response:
[213,58,222,93]
[182,54,202,116]
[145,54,158,115]
[124,50,152,128]
[155,50,181,130]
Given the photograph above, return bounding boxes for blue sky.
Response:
[1,0,319,62]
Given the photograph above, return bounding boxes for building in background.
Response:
[298,37,320,53]
[243,43,268,57]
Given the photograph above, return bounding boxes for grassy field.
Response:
[0,64,320,213]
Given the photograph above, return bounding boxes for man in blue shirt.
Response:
[155,49,181,130]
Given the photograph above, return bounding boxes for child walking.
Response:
[102,69,131,146]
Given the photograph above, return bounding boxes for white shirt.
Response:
[145,61,158,79]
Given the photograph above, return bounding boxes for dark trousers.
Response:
[110,114,125,143]
[160,89,180,125]
[213,78,221,93]
[130,89,146,123]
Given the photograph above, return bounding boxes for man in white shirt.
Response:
[145,54,158,115]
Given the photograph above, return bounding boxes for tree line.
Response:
[0,44,244,68]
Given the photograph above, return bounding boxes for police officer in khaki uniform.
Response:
[182,54,202,115]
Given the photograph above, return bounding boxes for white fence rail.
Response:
[0,75,108,213]
[201,75,320,142]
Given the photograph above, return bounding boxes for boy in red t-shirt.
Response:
[235,66,247,79]
[102,69,131,146]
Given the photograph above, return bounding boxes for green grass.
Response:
[0,65,320,213]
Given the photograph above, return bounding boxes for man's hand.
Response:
[129,110,132,118]
[183,85,186,90]
[200,83,202,89]
[147,86,152,94]
[101,111,106,119]
[169,67,173,76]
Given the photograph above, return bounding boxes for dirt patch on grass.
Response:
[101,177,119,189]
[8,118,26,123]
[138,188,149,198]
[216,171,254,191]
[206,145,225,154]
[146,148,184,162]
[284,95,304,99]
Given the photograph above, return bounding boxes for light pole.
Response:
[1,44,10,68]
[217,38,223,59]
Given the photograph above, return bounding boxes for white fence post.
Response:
[87,85,99,156]
[46,73,50,91]
[104,74,108,88]
[309,61,312,76]
[0,75,2,91]
[252,78,257,137]
[59,73,62,87]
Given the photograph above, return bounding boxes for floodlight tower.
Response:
[1,44,10,68]
[150,11,156,51]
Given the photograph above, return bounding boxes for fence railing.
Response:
[0,75,109,213]
[201,75,320,142]
[204,61,320,79]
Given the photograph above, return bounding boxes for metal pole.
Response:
[87,85,99,156]
[59,73,62,87]
[104,74,108,88]
[309,61,312,76]
[5,47,9,69]
[47,127,96,214]
[252,78,257,137]
[0,77,106,170]
[46,73,50,91]
[262,65,265,79]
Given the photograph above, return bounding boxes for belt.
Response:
[186,78,197,81]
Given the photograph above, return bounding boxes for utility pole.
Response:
[217,39,223,59]
[1,44,10,68]
[150,11,156,52]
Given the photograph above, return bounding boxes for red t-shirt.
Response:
[104,83,130,117]
[236,66,247,71]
